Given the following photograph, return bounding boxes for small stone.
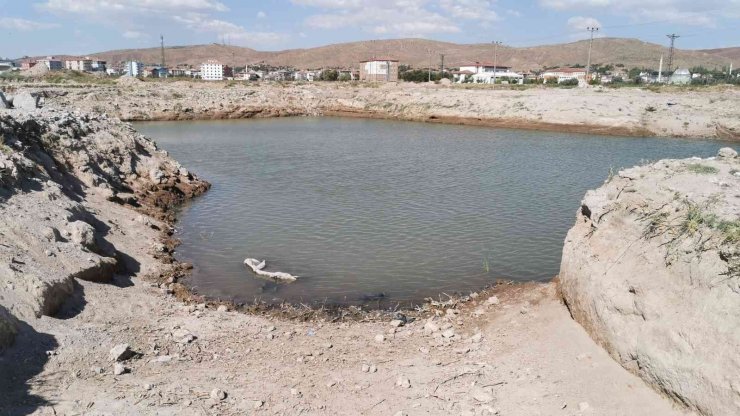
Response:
[390,319,404,328]
[393,412,406,416]
[290,388,300,396]
[472,388,493,403]
[113,363,127,375]
[41,226,60,242]
[323,343,333,349]
[424,321,440,332]
[362,364,370,372]
[375,334,385,342]
[144,383,153,391]
[253,400,264,409]
[91,366,104,374]
[441,329,455,338]
[109,344,134,361]
[216,305,228,312]
[470,333,483,343]
[266,325,276,332]
[210,388,226,401]
[486,296,499,305]
[369,365,377,373]
[578,402,590,412]
[396,376,411,389]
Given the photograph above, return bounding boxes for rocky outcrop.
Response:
[559,148,740,415]
[0,108,208,349]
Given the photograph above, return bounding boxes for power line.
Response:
[666,33,680,74]
[585,27,599,81]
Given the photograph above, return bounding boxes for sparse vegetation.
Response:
[686,163,719,174]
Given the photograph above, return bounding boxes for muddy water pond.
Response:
[136,118,732,307]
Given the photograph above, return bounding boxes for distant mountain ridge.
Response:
[57,38,740,71]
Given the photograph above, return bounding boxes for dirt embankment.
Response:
[0,85,730,415]
[0,107,208,349]
[559,148,740,415]
[6,82,740,140]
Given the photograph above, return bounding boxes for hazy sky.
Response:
[1,0,738,57]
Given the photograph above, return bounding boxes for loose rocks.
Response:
[109,344,135,362]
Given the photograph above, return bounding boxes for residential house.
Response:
[124,61,144,77]
[0,61,14,73]
[670,68,691,85]
[37,57,63,71]
[169,68,186,77]
[20,59,37,70]
[540,67,587,84]
[65,57,93,72]
[452,62,512,83]
[359,58,399,82]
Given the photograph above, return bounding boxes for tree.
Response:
[320,69,338,81]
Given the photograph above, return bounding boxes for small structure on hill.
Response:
[359,58,398,82]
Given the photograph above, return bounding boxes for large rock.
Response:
[0,91,10,109]
[0,305,18,352]
[559,150,739,416]
[12,92,41,110]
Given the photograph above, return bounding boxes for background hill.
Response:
[88,38,736,71]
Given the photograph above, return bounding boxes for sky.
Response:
[0,0,738,58]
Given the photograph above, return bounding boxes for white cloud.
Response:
[123,30,148,39]
[174,13,288,46]
[566,16,601,31]
[540,0,740,27]
[257,11,267,19]
[0,17,59,31]
[38,0,228,14]
[293,0,500,36]
[438,0,499,21]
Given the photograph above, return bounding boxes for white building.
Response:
[37,57,63,71]
[670,68,691,85]
[201,60,224,81]
[124,61,144,77]
[65,57,92,72]
[0,61,14,73]
[453,62,516,83]
[540,67,587,84]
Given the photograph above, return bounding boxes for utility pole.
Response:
[428,49,432,82]
[666,34,680,75]
[585,27,599,82]
[439,54,445,75]
[160,35,166,68]
[492,41,501,85]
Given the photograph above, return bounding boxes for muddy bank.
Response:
[4,82,739,140]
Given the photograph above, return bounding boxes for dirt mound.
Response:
[559,148,740,415]
[116,75,143,86]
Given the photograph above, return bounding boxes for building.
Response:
[20,60,37,70]
[91,59,107,72]
[124,61,144,77]
[540,67,587,84]
[201,60,225,81]
[452,62,517,83]
[0,61,14,73]
[65,57,93,72]
[37,57,63,71]
[359,59,399,82]
[670,68,691,85]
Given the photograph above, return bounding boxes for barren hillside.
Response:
[88,37,734,70]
